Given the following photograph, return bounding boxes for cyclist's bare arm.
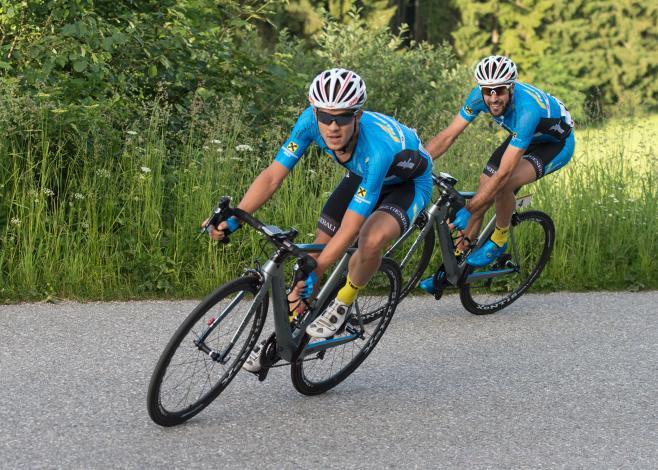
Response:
[467,145,525,213]
[425,114,470,160]
[204,161,289,240]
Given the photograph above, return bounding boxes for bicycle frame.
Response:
[233,244,358,363]
[387,176,521,288]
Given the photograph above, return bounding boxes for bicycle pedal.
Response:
[345,324,365,339]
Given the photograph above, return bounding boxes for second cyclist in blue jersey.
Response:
[205,68,432,371]
[423,55,574,283]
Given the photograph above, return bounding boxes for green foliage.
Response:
[276,0,396,37]
[312,14,471,133]
[1,4,655,301]
[0,12,475,300]
[0,0,280,117]
[450,0,658,119]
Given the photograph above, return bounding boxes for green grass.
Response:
[1,106,656,302]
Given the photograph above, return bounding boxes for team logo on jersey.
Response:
[357,187,367,198]
[286,141,299,153]
[464,105,473,115]
[548,123,565,134]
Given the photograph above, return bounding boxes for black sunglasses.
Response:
[480,85,511,96]
[316,109,356,126]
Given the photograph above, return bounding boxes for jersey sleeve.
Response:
[274,106,318,170]
[459,86,486,122]
[347,151,391,218]
[509,109,541,149]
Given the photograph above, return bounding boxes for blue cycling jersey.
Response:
[275,106,433,218]
[459,82,574,149]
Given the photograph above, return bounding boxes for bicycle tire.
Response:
[384,211,435,300]
[147,276,267,426]
[459,210,554,315]
[290,258,401,396]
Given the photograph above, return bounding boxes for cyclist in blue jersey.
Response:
[421,55,574,288]
[204,68,432,372]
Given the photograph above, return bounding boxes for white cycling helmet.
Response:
[474,56,518,86]
[308,68,367,110]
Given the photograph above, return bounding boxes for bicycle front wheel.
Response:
[384,211,435,301]
[459,210,555,315]
[147,276,267,426]
[290,258,401,396]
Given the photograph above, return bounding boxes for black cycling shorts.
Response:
[317,172,422,236]
[484,131,574,180]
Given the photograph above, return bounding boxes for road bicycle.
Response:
[383,172,555,315]
[147,197,401,426]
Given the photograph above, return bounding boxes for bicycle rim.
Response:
[147,276,267,426]
[459,211,554,315]
[290,258,400,395]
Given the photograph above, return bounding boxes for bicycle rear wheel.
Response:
[147,276,267,426]
[459,210,554,315]
[290,258,401,396]
[384,211,435,300]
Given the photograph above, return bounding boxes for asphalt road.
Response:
[1,292,656,469]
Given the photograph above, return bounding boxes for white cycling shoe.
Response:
[242,339,267,373]
[306,299,351,338]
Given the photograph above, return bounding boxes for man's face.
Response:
[315,108,360,151]
[481,84,513,117]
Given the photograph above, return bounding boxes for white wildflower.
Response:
[81,222,89,230]
[43,188,55,197]
[10,217,21,226]
[74,193,84,200]
[235,144,253,152]
[140,166,152,174]
[211,139,221,144]
[126,130,138,136]
[95,168,111,178]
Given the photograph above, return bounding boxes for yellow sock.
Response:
[336,274,364,305]
[491,225,509,247]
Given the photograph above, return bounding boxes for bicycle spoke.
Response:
[460,211,554,315]
[148,277,267,425]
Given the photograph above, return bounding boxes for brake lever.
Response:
[200,197,233,243]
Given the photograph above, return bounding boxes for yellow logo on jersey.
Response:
[375,123,400,143]
[287,141,299,153]
[464,105,473,115]
[357,187,367,198]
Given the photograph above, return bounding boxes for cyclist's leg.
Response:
[498,133,575,225]
[350,178,429,285]
[494,160,536,227]
[289,173,358,305]
[461,136,511,247]
[467,134,574,267]
[307,181,427,338]
[348,211,401,286]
